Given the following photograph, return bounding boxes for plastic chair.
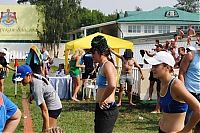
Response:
[82,79,97,100]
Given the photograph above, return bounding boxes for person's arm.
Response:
[145,50,155,57]
[172,80,200,133]
[133,59,144,80]
[178,52,193,82]
[39,102,50,132]
[6,64,15,71]
[109,48,123,60]
[75,56,85,68]
[3,108,21,133]
[99,61,116,107]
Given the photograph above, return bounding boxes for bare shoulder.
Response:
[172,78,187,94]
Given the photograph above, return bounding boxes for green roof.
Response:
[117,6,200,24]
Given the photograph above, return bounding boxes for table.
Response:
[48,75,72,100]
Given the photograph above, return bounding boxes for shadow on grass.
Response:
[61,99,157,113]
[62,101,96,112]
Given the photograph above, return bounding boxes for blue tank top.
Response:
[185,50,200,93]
[96,61,108,88]
[160,78,188,113]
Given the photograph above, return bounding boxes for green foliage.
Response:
[174,0,200,13]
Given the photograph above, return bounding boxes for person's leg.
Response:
[127,84,136,106]
[48,109,62,128]
[72,76,81,102]
[0,79,4,92]
[148,80,155,100]
[151,80,161,113]
[117,84,125,107]
[49,117,57,127]
[148,71,155,100]
[117,75,126,106]
[94,104,118,133]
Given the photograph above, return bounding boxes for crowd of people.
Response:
[0,24,200,132]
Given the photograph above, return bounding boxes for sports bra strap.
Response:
[168,77,176,92]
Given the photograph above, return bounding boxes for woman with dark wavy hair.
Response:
[90,35,118,133]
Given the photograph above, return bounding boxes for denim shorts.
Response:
[119,73,134,85]
[94,102,119,133]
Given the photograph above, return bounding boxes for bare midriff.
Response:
[96,88,115,103]
[159,112,186,132]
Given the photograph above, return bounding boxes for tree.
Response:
[18,0,81,57]
[174,0,200,13]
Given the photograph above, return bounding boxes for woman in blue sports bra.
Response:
[90,35,118,133]
[145,51,200,133]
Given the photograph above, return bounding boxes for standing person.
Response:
[0,49,15,92]
[174,47,186,68]
[90,35,118,133]
[175,28,184,42]
[110,49,144,106]
[41,47,51,76]
[0,92,21,132]
[187,25,196,45]
[81,50,97,99]
[69,49,85,102]
[26,45,44,76]
[145,43,163,113]
[145,51,200,133]
[13,65,62,132]
[178,43,200,133]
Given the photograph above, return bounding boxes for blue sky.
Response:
[1,0,178,15]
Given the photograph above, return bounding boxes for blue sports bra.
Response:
[96,61,108,88]
[160,78,188,113]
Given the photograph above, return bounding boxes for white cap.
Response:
[145,51,175,67]
[186,46,196,51]
[0,49,6,54]
[194,42,200,50]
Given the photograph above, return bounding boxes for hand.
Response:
[28,95,34,104]
[99,101,109,110]
[141,75,144,80]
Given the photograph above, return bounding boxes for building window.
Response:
[128,25,141,33]
[144,25,155,33]
[158,25,170,33]
[128,26,132,33]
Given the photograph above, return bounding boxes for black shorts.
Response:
[48,108,62,119]
[82,70,96,79]
[149,71,157,81]
[94,103,118,133]
[0,71,6,79]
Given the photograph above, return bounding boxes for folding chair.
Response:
[82,78,97,100]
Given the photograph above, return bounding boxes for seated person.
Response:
[55,63,65,77]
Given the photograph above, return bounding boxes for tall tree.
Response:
[174,0,200,13]
[18,0,81,57]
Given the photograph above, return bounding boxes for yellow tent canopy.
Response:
[65,32,134,66]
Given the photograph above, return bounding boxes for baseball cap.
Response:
[0,49,6,55]
[186,46,196,51]
[145,51,175,67]
[13,65,32,82]
[195,42,200,50]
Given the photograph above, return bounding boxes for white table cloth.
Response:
[48,75,72,100]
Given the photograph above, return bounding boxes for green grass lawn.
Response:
[4,61,161,133]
